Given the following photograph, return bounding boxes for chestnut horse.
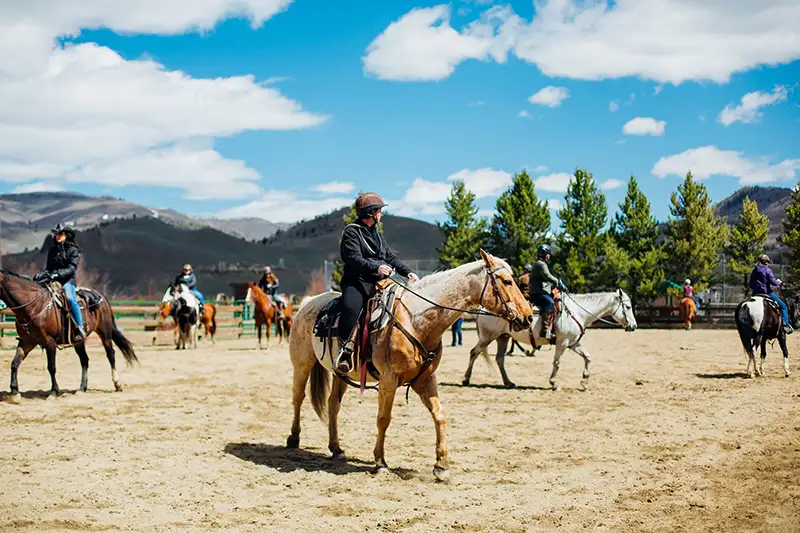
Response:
[274,296,293,342]
[0,271,138,401]
[157,301,216,343]
[245,283,277,349]
[680,297,696,330]
[287,250,533,481]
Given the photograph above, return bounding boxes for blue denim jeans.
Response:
[531,292,555,312]
[192,289,205,306]
[768,293,790,326]
[451,318,463,346]
[63,282,84,329]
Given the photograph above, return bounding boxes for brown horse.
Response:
[680,297,696,330]
[246,283,277,349]
[0,270,138,401]
[274,295,293,342]
[157,301,179,345]
[287,250,533,480]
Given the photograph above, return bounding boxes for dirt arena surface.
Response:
[1,329,798,533]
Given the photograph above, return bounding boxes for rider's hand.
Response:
[377,264,392,276]
[408,273,420,282]
[777,278,783,285]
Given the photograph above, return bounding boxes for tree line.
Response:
[437,169,800,308]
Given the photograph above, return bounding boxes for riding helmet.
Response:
[759,254,771,264]
[51,223,76,240]
[536,244,551,258]
[355,192,388,218]
[523,263,533,273]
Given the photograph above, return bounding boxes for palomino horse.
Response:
[163,284,199,349]
[735,294,798,378]
[274,295,293,342]
[679,297,696,330]
[464,289,637,390]
[0,270,138,401]
[157,301,216,344]
[245,283,278,348]
[287,250,533,481]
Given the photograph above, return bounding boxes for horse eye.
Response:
[503,279,513,286]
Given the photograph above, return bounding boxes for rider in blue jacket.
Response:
[749,254,792,335]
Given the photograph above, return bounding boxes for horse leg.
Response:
[373,378,399,474]
[412,373,449,481]
[256,321,262,350]
[328,377,348,459]
[758,337,767,377]
[287,351,316,449]
[74,343,90,393]
[45,340,59,398]
[778,334,790,378]
[9,339,36,401]
[494,335,516,389]
[571,342,592,391]
[463,338,490,386]
[549,343,567,391]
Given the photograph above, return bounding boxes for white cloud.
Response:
[362,5,497,81]
[0,1,330,199]
[518,109,532,118]
[365,1,800,84]
[547,198,563,210]
[10,181,65,194]
[534,173,572,193]
[600,178,624,190]
[609,100,620,112]
[528,86,569,107]
[218,190,351,223]
[447,167,512,197]
[623,117,666,136]
[652,146,800,186]
[717,86,789,126]
[532,165,548,173]
[311,181,355,195]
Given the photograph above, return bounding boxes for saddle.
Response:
[751,294,781,315]
[313,279,403,376]
[526,288,561,346]
[48,282,104,344]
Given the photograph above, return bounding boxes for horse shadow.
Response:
[0,389,116,401]
[439,382,551,391]
[224,443,374,475]
[695,372,749,380]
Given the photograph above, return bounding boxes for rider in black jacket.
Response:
[334,192,419,373]
[34,224,86,340]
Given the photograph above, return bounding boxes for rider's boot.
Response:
[783,323,794,335]
[333,325,359,374]
[542,312,553,341]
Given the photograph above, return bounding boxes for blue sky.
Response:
[0,0,798,228]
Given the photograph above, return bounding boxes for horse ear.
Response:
[479,249,491,264]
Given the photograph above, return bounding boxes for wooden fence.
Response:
[0,300,277,347]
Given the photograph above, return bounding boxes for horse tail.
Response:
[111,317,139,366]
[735,300,756,353]
[309,360,330,422]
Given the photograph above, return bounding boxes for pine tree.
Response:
[606,176,665,307]
[556,169,608,292]
[489,170,550,271]
[779,178,800,288]
[727,196,769,293]
[666,172,728,290]
[331,204,359,291]
[437,182,487,268]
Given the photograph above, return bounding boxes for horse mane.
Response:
[409,260,485,293]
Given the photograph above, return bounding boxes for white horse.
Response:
[463,289,637,390]
[163,283,199,349]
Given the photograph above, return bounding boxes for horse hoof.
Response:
[114,382,123,392]
[551,385,561,392]
[286,435,300,449]
[373,465,390,476]
[504,382,516,389]
[332,451,347,461]
[6,393,21,404]
[433,466,450,482]
[578,382,588,392]
[47,392,58,401]
[461,379,470,386]
[75,388,86,395]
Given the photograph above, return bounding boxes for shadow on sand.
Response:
[695,372,749,380]
[224,442,375,475]
[439,381,551,391]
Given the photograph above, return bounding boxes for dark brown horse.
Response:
[0,270,138,401]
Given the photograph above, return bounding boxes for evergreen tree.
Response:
[606,176,665,307]
[556,169,608,292]
[437,182,487,268]
[666,172,728,290]
[488,170,550,271]
[779,178,800,288]
[727,196,769,293]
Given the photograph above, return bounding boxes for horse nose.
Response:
[526,314,533,325]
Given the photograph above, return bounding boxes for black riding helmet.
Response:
[536,244,551,259]
[52,223,76,240]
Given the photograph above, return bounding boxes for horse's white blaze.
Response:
[245,288,252,304]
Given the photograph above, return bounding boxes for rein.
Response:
[562,291,626,327]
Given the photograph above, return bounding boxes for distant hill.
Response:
[0,191,286,254]
[3,208,443,298]
[713,186,791,244]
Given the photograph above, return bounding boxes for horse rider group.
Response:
[519,245,568,339]
[172,264,206,317]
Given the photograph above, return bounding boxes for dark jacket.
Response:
[749,264,780,295]
[258,272,279,294]
[340,221,411,285]
[530,259,560,295]
[173,272,197,290]
[45,240,81,284]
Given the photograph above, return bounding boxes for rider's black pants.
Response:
[339,280,374,343]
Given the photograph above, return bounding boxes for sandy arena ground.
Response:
[1,329,798,533]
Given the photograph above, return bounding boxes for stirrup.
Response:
[333,343,354,374]
[73,325,87,341]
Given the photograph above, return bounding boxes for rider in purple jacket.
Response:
[749,254,793,334]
